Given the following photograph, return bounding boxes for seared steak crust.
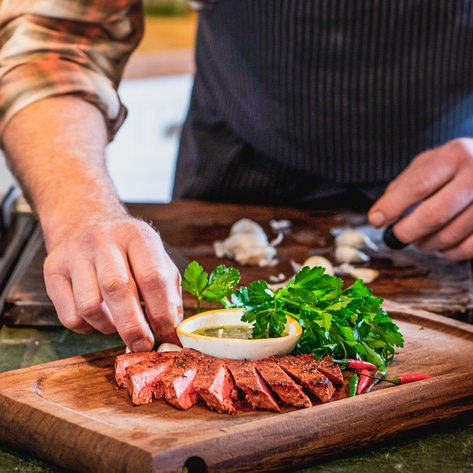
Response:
[226,359,280,412]
[116,350,343,414]
[273,355,335,403]
[255,359,312,408]
[307,355,344,385]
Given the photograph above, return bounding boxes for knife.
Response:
[382,202,421,250]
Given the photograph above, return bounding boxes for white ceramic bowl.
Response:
[176,308,302,360]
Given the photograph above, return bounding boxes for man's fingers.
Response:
[95,245,155,352]
[369,145,458,228]
[44,257,96,335]
[127,230,184,344]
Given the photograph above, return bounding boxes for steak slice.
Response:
[160,349,200,410]
[226,359,280,412]
[255,359,312,408]
[192,353,238,415]
[274,355,335,403]
[115,351,163,388]
[298,354,344,385]
[125,357,174,406]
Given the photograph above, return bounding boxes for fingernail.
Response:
[131,338,154,353]
[369,210,386,227]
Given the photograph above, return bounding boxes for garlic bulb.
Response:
[214,218,279,267]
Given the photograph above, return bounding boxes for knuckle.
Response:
[138,265,180,291]
[76,297,105,322]
[421,205,447,229]
[101,273,131,297]
[139,267,163,290]
[58,311,95,334]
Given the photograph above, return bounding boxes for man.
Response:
[1,0,473,350]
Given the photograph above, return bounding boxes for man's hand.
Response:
[368,138,473,260]
[2,96,183,351]
[43,218,183,352]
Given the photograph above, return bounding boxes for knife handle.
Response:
[383,224,408,250]
[382,201,422,250]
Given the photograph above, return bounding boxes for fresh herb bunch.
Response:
[181,261,404,368]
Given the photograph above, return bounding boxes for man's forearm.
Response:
[2,95,128,251]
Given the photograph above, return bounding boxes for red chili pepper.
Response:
[387,374,432,385]
[356,369,371,394]
[332,358,378,371]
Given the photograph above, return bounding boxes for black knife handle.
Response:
[383,224,408,250]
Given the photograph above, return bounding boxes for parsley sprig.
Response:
[181,261,240,312]
[181,261,404,367]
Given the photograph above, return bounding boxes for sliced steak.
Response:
[160,349,200,410]
[274,355,335,403]
[255,359,312,408]
[304,354,344,385]
[192,354,238,415]
[115,351,163,388]
[125,357,174,406]
[226,359,280,412]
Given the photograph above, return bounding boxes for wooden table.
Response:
[3,200,472,326]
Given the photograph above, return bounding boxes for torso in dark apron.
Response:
[173,0,473,208]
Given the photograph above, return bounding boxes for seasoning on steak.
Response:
[309,355,344,385]
[255,359,312,408]
[115,351,162,388]
[114,349,347,414]
[192,353,238,415]
[274,355,335,403]
[160,349,200,410]
[125,357,174,405]
[226,359,280,412]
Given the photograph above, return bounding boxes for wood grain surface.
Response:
[4,200,472,326]
[0,300,472,473]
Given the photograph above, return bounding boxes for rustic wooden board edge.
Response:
[382,298,473,335]
[175,376,473,473]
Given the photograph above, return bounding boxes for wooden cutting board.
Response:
[0,300,472,473]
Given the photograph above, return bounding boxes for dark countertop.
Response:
[1,200,472,472]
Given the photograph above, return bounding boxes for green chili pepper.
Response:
[348,373,359,397]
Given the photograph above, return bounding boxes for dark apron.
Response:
[173,0,473,209]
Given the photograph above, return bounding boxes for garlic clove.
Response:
[335,229,378,250]
[334,245,370,264]
[334,263,379,283]
[229,218,269,246]
[157,343,182,353]
[301,255,335,276]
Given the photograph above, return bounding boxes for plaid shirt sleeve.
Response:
[0,0,144,142]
